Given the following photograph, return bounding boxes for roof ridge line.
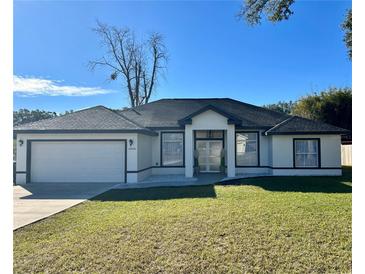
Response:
[264,116,295,135]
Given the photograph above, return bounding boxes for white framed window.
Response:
[294,139,320,168]
[236,132,259,166]
[161,132,184,166]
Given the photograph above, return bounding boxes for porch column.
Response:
[185,125,194,177]
[226,124,236,177]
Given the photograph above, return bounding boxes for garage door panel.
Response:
[30,141,125,183]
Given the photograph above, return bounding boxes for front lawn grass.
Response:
[13,167,352,273]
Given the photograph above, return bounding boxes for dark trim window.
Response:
[195,130,224,139]
[293,138,320,168]
[161,132,184,167]
[235,132,259,166]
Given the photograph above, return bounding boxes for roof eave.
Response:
[236,125,271,130]
[13,129,158,136]
[265,130,350,136]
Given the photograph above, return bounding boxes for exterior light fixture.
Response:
[129,139,134,147]
[19,139,24,146]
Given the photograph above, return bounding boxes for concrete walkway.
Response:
[13,183,117,230]
[113,173,270,190]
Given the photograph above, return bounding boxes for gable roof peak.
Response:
[178,104,242,126]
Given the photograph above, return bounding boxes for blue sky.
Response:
[14,0,352,112]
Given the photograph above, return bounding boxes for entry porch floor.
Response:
[113,173,271,189]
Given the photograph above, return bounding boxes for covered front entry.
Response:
[196,140,223,172]
[184,108,236,178]
[194,130,225,174]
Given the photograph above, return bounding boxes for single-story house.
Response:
[14,98,348,184]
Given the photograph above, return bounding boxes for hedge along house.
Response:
[14,98,348,185]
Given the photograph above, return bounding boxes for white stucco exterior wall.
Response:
[185,125,194,177]
[137,134,152,181]
[226,125,235,177]
[272,169,342,176]
[271,134,341,168]
[151,133,160,167]
[259,133,270,166]
[15,129,343,185]
[152,167,185,175]
[267,135,273,167]
[320,135,342,167]
[270,134,342,176]
[189,110,229,130]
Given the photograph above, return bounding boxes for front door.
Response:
[196,140,223,173]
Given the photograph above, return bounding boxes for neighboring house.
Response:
[14,98,348,184]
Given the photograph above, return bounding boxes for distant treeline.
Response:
[13,109,74,126]
[263,87,352,131]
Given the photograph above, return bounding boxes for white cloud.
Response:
[13,75,114,97]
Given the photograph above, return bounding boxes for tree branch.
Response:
[90,21,167,107]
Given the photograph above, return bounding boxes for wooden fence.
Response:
[341,144,352,166]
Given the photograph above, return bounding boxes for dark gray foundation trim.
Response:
[265,131,348,135]
[153,165,185,168]
[127,166,152,173]
[271,167,341,170]
[26,139,128,183]
[235,166,341,170]
[127,166,185,173]
[128,166,342,174]
[235,166,270,169]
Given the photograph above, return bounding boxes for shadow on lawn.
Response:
[91,185,217,201]
[217,167,352,193]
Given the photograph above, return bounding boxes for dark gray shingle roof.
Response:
[119,98,290,128]
[14,98,348,135]
[14,105,156,135]
[264,116,349,135]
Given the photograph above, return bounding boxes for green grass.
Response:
[14,167,352,273]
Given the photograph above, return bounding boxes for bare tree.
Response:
[89,21,168,107]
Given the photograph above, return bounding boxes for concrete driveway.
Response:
[13,183,117,230]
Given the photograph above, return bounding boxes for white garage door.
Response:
[30,140,125,183]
